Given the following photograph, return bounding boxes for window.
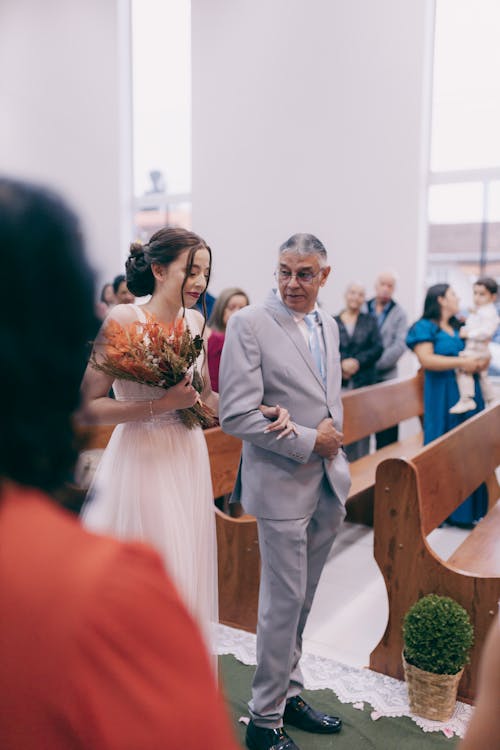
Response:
[131,0,192,240]
[428,0,500,298]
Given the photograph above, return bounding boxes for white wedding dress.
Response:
[82,305,218,652]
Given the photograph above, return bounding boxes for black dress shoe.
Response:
[246,720,300,750]
[283,695,342,734]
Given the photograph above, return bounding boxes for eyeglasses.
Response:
[275,269,323,284]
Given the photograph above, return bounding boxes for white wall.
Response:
[191,0,434,322]
[0,0,132,286]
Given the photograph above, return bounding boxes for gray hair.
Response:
[279,233,328,266]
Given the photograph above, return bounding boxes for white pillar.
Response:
[191,0,434,321]
[0,0,133,286]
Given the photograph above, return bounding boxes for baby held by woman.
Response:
[449,277,499,415]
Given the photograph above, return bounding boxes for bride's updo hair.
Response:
[125,241,151,296]
[126,227,211,299]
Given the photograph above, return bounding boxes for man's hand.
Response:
[313,418,343,460]
[341,358,360,378]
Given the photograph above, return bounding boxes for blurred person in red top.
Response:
[0,178,238,750]
[459,613,500,750]
[208,287,250,391]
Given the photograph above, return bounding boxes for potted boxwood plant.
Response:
[402,593,474,721]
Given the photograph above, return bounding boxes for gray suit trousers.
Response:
[249,477,346,727]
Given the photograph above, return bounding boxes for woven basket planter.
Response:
[403,655,463,721]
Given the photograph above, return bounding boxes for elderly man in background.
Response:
[367,271,408,448]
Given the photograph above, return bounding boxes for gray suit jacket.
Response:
[367,299,408,382]
[219,291,351,520]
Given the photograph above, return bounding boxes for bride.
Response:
[80,227,293,650]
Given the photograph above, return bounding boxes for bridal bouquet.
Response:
[91,314,217,430]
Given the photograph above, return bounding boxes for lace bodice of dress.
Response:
[112,305,205,405]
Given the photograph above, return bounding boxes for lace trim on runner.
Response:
[215,623,473,739]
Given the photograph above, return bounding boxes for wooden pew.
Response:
[75,424,114,450]
[341,370,424,524]
[369,403,500,702]
[203,427,260,632]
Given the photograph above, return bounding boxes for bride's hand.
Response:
[158,376,200,411]
[260,404,299,440]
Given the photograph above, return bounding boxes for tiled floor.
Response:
[302,521,469,668]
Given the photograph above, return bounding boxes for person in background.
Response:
[207,287,250,392]
[112,273,135,304]
[95,281,116,320]
[101,281,116,306]
[0,177,238,750]
[449,276,499,414]
[367,271,407,447]
[406,283,489,527]
[335,282,383,461]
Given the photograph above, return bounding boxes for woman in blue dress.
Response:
[406,283,490,526]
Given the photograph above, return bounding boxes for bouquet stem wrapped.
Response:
[91,314,217,430]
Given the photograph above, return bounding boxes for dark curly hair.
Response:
[125,227,211,321]
[0,178,97,493]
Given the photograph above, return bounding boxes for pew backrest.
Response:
[411,403,500,535]
[342,370,424,445]
[203,426,242,497]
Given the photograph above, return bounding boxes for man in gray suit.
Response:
[219,233,351,750]
[366,271,408,448]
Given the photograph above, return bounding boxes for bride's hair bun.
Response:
[129,241,145,258]
[126,241,154,296]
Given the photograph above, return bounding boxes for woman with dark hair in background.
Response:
[81,229,292,651]
[335,282,383,461]
[207,287,249,391]
[95,281,116,320]
[0,179,238,750]
[406,283,490,526]
[101,281,116,306]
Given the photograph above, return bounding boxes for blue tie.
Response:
[304,312,326,384]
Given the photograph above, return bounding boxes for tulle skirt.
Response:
[82,413,218,653]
